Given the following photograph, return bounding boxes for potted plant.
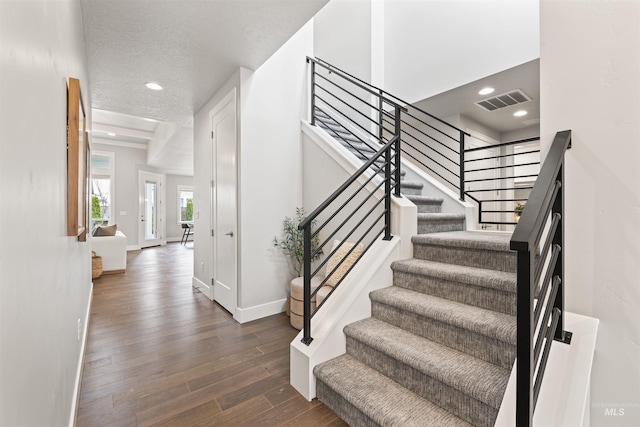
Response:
[274,207,323,326]
[514,202,526,222]
[273,207,323,277]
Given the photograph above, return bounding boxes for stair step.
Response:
[417,213,465,234]
[328,129,362,144]
[345,317,511,426]
[314,110,331,120]
[344,141,377,154]
[370,286,516,369]
[404,195,443,213]
[314,354,471,427]
[348,147,383,163]
[321,126,361,144]
[400,181,424,195]
[391,258,516,315]
[412,231,516,272]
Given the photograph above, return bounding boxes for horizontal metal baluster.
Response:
[533,308,561,407]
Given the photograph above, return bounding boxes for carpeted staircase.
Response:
[312,110,518,426]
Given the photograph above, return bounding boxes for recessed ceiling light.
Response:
[479,87,495,95]
[107,132,116,136]
[145,82,163,91]
[513,110,528,117]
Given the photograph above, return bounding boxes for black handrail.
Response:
[309,57,402,110]
[313,57,469,136]
[465,136,541,153]
[510,130,573,426]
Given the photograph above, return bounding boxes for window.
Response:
[177,185,194,223]
[91,151,115,229]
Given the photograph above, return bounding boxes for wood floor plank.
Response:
[279,403,348,427]
[77,243,343,426]
[215,372,290,411]
[194,395,274,427]
[239,394,324,427]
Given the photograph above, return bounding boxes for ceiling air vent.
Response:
[475,89,531,112]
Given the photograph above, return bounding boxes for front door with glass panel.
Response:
[139,171,163,248]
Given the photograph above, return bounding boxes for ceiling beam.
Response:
[91,137,147,150]
[92,122,155,140]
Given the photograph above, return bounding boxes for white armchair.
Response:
[92,230,127,273]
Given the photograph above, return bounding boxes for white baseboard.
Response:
[68,282,93,427]
[192,276,212,300]
[127,245,141,251]
[236,298,287,324]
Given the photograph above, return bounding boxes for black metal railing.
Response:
[382,102,469,200]
[464,136,541,226]
[310,57,469,199]
[310,59,550,228]
[301,58,405,344]
[305,58,574,421]
[510,130,573,426]
[298,134,402,344]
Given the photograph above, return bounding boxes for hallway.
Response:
[77,243,345,426]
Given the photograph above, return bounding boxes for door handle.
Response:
[224,231,234,237]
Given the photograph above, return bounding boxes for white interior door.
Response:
[211,91,238,316]
[139,171,163,248]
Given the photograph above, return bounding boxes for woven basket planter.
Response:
[92,251,103,280]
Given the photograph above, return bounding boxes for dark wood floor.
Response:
[77,243,346,426]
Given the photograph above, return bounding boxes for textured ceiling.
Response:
[81,0,329,174]
[413,59,540,136]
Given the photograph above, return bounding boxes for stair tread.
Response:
[391,258,516,293]
[400,181,424,189]
[340,140,380,153]
[404,195,444,204]
[370,286,516,344]
[345,317,511,408]
[315,354,472,427]
[325,129,363,144]
[417,212,466,221]
[412,230,513,252]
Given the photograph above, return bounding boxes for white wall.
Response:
[238,21,313,313]
[313,0,373,81]
[501,125,540,143]
[91,143,148,248]
[166,174,194,241]
[540,1,640,425]
[384,0,539,104]
[0,0,93,425]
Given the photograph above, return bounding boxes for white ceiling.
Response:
[80,0,329,175]
[413,59,540,136]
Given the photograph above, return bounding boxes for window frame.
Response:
[177,185,194,224]
[90,150,115,228]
